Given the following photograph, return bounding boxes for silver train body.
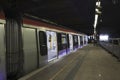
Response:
[100,38,120,60]
[0,13,88,80]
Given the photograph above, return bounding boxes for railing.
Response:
[100,38,120,60]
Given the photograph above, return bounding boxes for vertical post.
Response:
[4,9,23,79]
[93,0,102,45]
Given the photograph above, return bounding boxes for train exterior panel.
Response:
[0,24,6,80]
[0,11,6,80]
[22,27,38,74]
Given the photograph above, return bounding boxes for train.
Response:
[0,11,88,80]
[100,38,120,60]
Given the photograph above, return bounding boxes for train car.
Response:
[0,12,88,80]
[22,17,89,75]
[0,10,6,80]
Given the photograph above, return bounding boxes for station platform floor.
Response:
[19,44,120,80]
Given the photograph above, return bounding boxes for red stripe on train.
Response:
[0,11,5,19]
[23,18,77,33]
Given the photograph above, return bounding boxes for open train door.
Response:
[0,23,6,80]
[46,31,57,61]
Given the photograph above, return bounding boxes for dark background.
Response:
[1,0,120,38]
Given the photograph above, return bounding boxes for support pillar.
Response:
[4,9,23,79]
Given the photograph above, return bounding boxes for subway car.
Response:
[0,11,88,80]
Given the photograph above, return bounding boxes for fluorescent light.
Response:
[96,1,101,7]
[94,14,98,28]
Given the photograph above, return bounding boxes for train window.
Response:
[80,36,83,41]
[74,36,78,43]
[113,40,119,45]
[73,35,78,46]
[39,31,47,56]
[61,34,67,44]
[62,37,67,44]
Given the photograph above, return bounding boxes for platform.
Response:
[18,44,120,80]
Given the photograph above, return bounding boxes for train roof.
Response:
[23,15,86,35]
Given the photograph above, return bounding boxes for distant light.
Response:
[99,35,109,41]
[100,19,102,22]
[95,9,101,14]
[96,1,101,7]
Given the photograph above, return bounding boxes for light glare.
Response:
[100,35,109,41]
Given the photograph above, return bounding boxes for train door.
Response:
[0,24,6,80]
[84,36,88,45]
[57,33,67,58]
[73,35,78,50]
[38,31,48,67]
[69,34,73,52]
[22,27,38,74]
[46,31,57,61]
[80,36,83,47]
[83,36,86,46]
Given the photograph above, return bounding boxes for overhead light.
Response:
[94,14,98,28]
[95,9,101,14]
[96,1,101,7]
